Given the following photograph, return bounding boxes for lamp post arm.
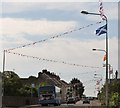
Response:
[87,12,101,15]
[81,11,101,15]
[92,49,106,53]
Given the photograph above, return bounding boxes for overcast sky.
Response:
[0,0,119,97]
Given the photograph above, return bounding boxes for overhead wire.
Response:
[6,21,103,51]
[5,21,104,70]
[6,50,102,69]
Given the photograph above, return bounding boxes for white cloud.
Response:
[1,2,94,14]
[0,18,77,36]
[1,2,118,21]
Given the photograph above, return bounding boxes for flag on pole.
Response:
[109,64,113,75]
[109,67,113,74]
[96,81,100,85]
[96,24,107,36]
[103,54,106,61]
[99,0,106,20]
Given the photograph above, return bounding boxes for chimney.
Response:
[42,69,47,73]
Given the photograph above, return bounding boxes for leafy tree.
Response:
[70,78,80,84]
[18,85,31,97]
[3,71,38,97]
[18,84,38,97]
[109,92,120,108]
[3,71,22,96]
[70,78,84,98]
[98,79,120,107]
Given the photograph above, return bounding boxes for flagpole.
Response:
[104,15,109,108]
[81,11,109,108]
[3,50,5,73]
[109,65,110,80]
[2,50,6,97]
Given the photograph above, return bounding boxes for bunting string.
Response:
[6,50,102,69]
[7,21,103,51]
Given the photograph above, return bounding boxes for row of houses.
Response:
[20,69,70,102]
[2,69,78,107]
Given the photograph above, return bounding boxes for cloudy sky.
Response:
[0,0,119,96]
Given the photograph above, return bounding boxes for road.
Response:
[75,100,101,106]
[2,100,102,108]
[21,100,102,108]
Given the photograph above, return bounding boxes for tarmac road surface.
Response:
[3,100,104,108]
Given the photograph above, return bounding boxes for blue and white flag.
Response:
[96,24,107,36]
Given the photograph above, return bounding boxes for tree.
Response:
[70,78,84,98]
[98,79,120,107]
[18,84,38,97]
[3,71,38,97]
[109,92,120,108]
[3,71,22,96]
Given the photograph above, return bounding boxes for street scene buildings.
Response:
[0,0,119,108]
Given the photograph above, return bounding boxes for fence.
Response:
[2,96,38,107]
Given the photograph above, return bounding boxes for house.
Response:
[20,69,69,102]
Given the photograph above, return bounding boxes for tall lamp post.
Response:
[2,50,6,97]
[3,50,6,73]
[81,11,109,107]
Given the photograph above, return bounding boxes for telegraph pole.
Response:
[2,50,6,96]
[3,50,5,73]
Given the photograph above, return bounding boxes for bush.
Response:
[109,92,120,108]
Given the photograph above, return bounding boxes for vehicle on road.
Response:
[38,85,61,106]
[83,98,90,104]
[67,97,76,104]
[88,96,94,100]
[75,96,80,102]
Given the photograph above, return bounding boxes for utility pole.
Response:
[3,50,5,73]
[81,11,109,108]
[2,50,6,97]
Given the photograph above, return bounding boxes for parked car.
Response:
[75,96,80,102]
[88,97,94,100]
[67,97,76,104]
[83,98,90,104]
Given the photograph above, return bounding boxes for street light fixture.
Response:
[81,10,109,107]
[92,48,106,53]
[81,11,101,15]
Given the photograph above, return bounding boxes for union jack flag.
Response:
[99,0,106,20]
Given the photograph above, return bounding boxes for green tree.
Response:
[109,92,120,108]
[98,79,120,107]
[3,71,22,96]
[70,78,84,98]
[3,71,38,97]
[18,84,38,97]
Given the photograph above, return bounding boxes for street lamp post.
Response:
[93,48,112,81]
[81,11,109,107]
[3,50,6,73]
[2,50,6,97]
